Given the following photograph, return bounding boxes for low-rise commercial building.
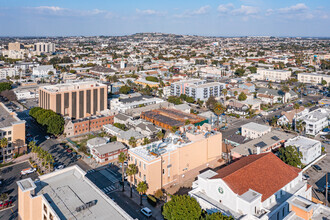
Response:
[189,153,312,220]
[231,130,295,158]
[141,108,206,130]
[0,103,26,162]
[285,136,322,165]
[128,128,222,194]
[32,65,56,77]
[241,122,271,139]
[64,114,114,137]
[17,166,132,220]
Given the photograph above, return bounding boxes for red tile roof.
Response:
[211,153,301,201]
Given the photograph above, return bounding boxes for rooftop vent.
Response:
[271,136,280,141]
[75,200,97,212]
[254,141,267,148]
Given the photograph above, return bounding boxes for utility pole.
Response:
[326,172,328,207]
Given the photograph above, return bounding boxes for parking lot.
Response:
[0,162,38,220]
[304,141,330,204]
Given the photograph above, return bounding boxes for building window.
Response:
[49,213,54,220]
[139,161,141,167]
[139,172,141,178]
[162,169,165,175]
[43,204,48,213]
[8,131,11,135]
[143,164,146,170]
[143,175,146,181]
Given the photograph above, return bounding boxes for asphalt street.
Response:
[0,162,38,220]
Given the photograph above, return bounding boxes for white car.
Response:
[45,136,50,140]
[55,165,65,171]
[21,168,36,175]
[141,207,152,217]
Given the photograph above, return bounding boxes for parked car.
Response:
[21,168,36,175]
[76,155,82,160]
[312,164,322,171]
[71,152,77,157]
[66,149,73,153]
[63,145,69,149]
[141,207,152,217]
[0,199,13,208]
[55,165,65,170]
[303,174,310,181]
[45,136,50,140]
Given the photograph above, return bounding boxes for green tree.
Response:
[136,181,148,206]
[321,80,327,86]
[0,138,8,163]
[205,212,234,220]
[0,82,11,92]
[279,145,303,168]
[118,152,127,192]
[156,131,164,140]
[171,126,178,133]
[129,137,137,147]
[206,96,217,110]
[247,66,257,73]
[0,193,8,203]
[162,195,201,220]
[168,96,182,105]
[113,123,127,131]
[46,115,64,135]
[126,164,138,198]
[238,92,247,101]
[145,76,159,82]
[119,85,131,94]
[143,137,151,145]
[214,103,226,127]
[222,89,228,97]
[234,68,245,76]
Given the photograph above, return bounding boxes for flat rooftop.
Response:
[129,129,218,162]
[39,81,107,93]
[241,122,271,133]
[285,136,320,151]
[35,166,131,220]
[301,108,329,122]
[0,103,22,128]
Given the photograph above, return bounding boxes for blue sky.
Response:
[0,0,329,37]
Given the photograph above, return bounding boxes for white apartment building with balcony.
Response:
[256,68,291,82]
[297,72,330,86]
[300,108,329,136]
[170,79,225,101]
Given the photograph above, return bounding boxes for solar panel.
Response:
[255,141,267,148]
[271,136,280,141]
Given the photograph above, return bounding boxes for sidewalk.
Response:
[13,153,31,163]
[119,184,164,219]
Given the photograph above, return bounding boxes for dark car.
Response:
[312,164,322,171]
[63,145,69,149]
[76,155,82,160]
[71,152,77,157]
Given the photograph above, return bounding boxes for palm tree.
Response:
[126,164,138,198]
[298,83,305,99]
[156,131,164,141]
[0,138,8,164]
[184,119,191,126]
[142,137,150,145]
[293,103,300,131]
[136,181,148,206]
[47,154,54,173]
[222,89,228,97]
[214,104,225,127]
[129,137,137,148]
[29,141,37,161]
[281,85,290,103]
[267,82,273,89]
[118,152,127,191]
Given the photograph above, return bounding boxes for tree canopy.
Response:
[145,76,159,82]
[162,195,201,220]
[238,92,247,101]
[29,107,64,135]
[0,82,11,92]
[279,145,303,168]
[119,85,131,94]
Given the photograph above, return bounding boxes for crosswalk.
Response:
[102,185,117,194]
[99,169,119,183]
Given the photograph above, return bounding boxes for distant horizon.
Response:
[1,1,329,37]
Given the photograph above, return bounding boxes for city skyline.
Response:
[1,0,330,37]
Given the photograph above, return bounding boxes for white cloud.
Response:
[191,5,210,15]
[231,5,258,15]
[217,3,234,13]
[278,3,308,14]
[136,9,166,16]
[35,6,64,12]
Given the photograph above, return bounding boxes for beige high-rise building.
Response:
[38,81,108,119]
[8,42,24,51]
[34,42,55,54]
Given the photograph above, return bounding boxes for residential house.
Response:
[241,122,271,139]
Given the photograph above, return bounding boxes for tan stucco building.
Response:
[17,165,132,220]
[128,126,222,194]
[39,81,108,119]
[0,102,26,162]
